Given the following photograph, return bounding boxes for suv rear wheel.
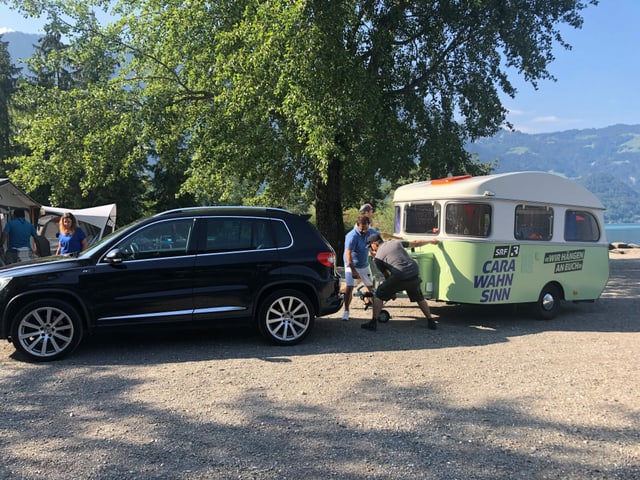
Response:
[258,290,314,345]
[11,299,84,362]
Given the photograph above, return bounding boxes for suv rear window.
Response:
[203,217,292,253]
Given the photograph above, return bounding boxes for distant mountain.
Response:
[1,31,41,71]
[467,124,640,223]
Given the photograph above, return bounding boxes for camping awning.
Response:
[40,204,117,236]
[0,178,40,211]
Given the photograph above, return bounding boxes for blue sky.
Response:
[1,1,639,134]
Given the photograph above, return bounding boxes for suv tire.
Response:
[11,299,84,362]
[258,289,314,345]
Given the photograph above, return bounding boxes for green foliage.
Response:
[0,34,21,166]
[1,0,598,238]
[581,173,640,224]
[8,84,146,222]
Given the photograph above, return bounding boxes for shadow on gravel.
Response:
[34,258,636,367]
[1,349,637,479]
[1,262,637,479]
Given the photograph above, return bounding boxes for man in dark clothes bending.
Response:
[362,233,439,331]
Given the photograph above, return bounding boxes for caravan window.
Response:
[445,203,491,237]
[404,203,440,235]
[515,205,553,241]
[565,210,600,242]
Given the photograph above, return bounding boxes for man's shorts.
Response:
[344,265,374,287]
[376,275,424,302]
[5,248,32,264]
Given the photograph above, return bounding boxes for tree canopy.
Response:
[2,0,597,255]
[0,33,21,166]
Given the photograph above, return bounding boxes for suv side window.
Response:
[270,219,294,248]
[117,219,193,260]
[203,217,291,253]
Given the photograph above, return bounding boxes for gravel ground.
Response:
[1,256,638,480]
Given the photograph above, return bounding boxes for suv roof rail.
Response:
[153,206,291,217]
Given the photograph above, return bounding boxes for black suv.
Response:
[0,207,343,361]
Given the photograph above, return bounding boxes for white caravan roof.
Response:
[393,171,605,210]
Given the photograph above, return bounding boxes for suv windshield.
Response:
[79,218,145,257]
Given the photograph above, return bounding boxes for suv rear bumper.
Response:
[318,278,344,316]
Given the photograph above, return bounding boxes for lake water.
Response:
[605,224,640,244]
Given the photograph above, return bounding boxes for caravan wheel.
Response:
[533,284,562,320]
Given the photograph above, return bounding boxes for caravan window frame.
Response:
[444,203,492,237]
[564,210,601,242]
[403,203,440,235]
[514,204,553,241]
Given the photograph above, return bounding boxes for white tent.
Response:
[38,204,117,251]
[0,179,117,256]
[0,178,40,212]
[40,204,117,236]
[0,179,42,261]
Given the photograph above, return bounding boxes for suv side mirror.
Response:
[104,248,124,264]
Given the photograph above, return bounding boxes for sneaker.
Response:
[341,311,350,321]
[361,319,377,331]
[427,318,438,330]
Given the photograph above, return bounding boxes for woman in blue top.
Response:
[56,212,88,256]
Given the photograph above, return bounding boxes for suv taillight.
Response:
[317,252,336,267]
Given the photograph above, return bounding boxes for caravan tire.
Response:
[533,284,562,320]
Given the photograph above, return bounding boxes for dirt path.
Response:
[0,258,638,479]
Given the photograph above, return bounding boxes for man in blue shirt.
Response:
[341,215,377,321]
[2,208,39,263]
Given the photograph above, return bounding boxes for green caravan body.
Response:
[392,172,610,318]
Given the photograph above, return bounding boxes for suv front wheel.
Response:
[258,290,314,345]
[11,299,84,362]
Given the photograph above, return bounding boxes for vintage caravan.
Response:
[392,172,609,318]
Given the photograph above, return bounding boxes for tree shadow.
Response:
[0,363,636,479]
[5,259,631,367]
[1,261,637,478]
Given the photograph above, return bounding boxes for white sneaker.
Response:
[341,311,350,321]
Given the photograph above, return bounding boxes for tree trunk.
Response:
[315,158,345,265]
